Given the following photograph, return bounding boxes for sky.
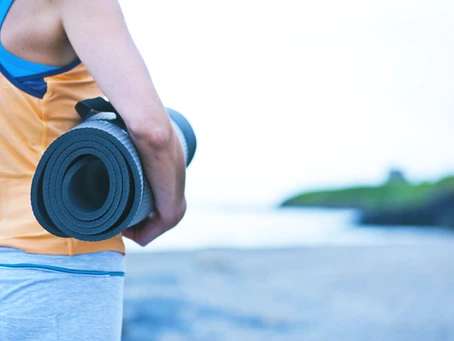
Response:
[119,0,454,207]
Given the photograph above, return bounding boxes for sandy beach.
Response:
[122,244,454,341]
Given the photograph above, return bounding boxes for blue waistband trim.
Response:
[0,263,125,277]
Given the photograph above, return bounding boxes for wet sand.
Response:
[122,244,454,341]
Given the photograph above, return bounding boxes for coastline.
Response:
[281,176,454,228]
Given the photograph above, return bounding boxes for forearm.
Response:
[129,112,187,227]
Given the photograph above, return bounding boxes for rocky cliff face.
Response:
[360,190,454,228]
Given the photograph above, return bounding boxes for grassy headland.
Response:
[281,175,454,227]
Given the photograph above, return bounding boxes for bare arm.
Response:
[57,0,186,245]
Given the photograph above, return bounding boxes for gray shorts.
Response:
[0,247,125,341]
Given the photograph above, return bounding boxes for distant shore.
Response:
[281,175,454,227]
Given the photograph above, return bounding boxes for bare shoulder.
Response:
[54,0,129,56]
[54,0,125,22]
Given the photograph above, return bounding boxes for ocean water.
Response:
[124,207,454,252]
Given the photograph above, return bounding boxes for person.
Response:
[0,0,186,340]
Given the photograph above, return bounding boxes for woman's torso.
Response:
[0,0,125,255]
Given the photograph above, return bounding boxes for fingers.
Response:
[122,202,186,247]
[121,218,146,240]
[122,216,173,247]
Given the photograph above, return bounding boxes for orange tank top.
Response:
[0,62,126,255]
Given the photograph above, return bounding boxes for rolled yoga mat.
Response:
[31,97,196,242]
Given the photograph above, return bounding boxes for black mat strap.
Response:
[75,97,127,130]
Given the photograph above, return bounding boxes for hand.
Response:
[122,205,185,246]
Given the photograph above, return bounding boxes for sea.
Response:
[124,206,454,252]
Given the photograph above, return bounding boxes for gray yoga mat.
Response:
[31,98,196,242]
